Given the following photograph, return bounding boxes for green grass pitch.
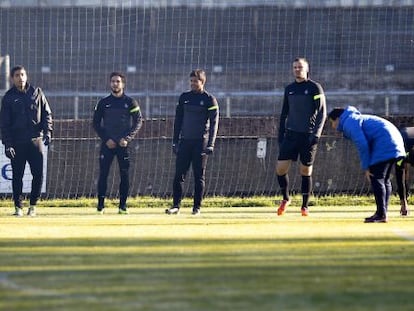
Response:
[0,202,413,311]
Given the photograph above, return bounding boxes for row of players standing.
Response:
[0,61,413,221]
[0,66,219,217]
[92,69,219,216]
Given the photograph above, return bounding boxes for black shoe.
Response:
[400,208,409,216]
[364,213,380,221]
[364,214,387,223]
[165,207,180,215]
[192,207,200,215]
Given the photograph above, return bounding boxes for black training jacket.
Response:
[278,79,326,141]
[173,90,219,147]
[0,84,53,148]
[93,94,143,143]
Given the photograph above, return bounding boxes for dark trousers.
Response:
[395,162,409,200]
[173,139,208,208]
[11,138,44,207]
[97,144,130,206]
[369,159,395,216]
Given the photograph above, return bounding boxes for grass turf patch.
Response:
[0,204,413,311]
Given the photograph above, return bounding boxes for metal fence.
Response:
[31,90,414,120]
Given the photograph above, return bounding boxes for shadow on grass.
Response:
[0,235,414,311]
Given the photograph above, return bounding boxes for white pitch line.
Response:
[0,272,59,296]
[392,229,414,242]
[0,272,108,303]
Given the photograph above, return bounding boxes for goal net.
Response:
[0,0,413,198]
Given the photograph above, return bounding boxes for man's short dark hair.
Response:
[328,108,345,121]
[190,69,206,84]
[10,65,26,77]
[294,57,308,64]
[110,71,126,84]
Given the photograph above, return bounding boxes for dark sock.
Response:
[277,174,289,201]
[98,196,105,208]
[119,198,127,209]
[301,175,312,208]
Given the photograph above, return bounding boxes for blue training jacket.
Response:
[337,106,405,170]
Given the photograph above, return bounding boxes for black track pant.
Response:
[369,159,395,217]
[395,162,409,200]
[173,139,208,208]
[11,138,44,207]
[97,144,130,206]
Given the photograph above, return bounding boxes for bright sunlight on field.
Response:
[0,202,413,311]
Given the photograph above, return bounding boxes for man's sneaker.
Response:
[400,208,409,216]
[97,207,105,215]
[364,214,388,223]
[13,207,23,217]
[165,207,180,215]
[277,199,290,216]
[192,207,201,215]
[301,207,309,216]
[118,207,129,215]
[27,206,36,217]
[364,213,379,221]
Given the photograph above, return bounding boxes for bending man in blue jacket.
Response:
[328,106,405,223]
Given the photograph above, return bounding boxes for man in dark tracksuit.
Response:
[166,69,219,215]
[93,72,142,214]
[395,127,414,216]
[0,65,53,217]
[276,58,326,217]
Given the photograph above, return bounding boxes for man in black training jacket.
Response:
[276,58,326,217]
[93,72,142,214]
[0,65,53,217]
[166,69,219,215]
